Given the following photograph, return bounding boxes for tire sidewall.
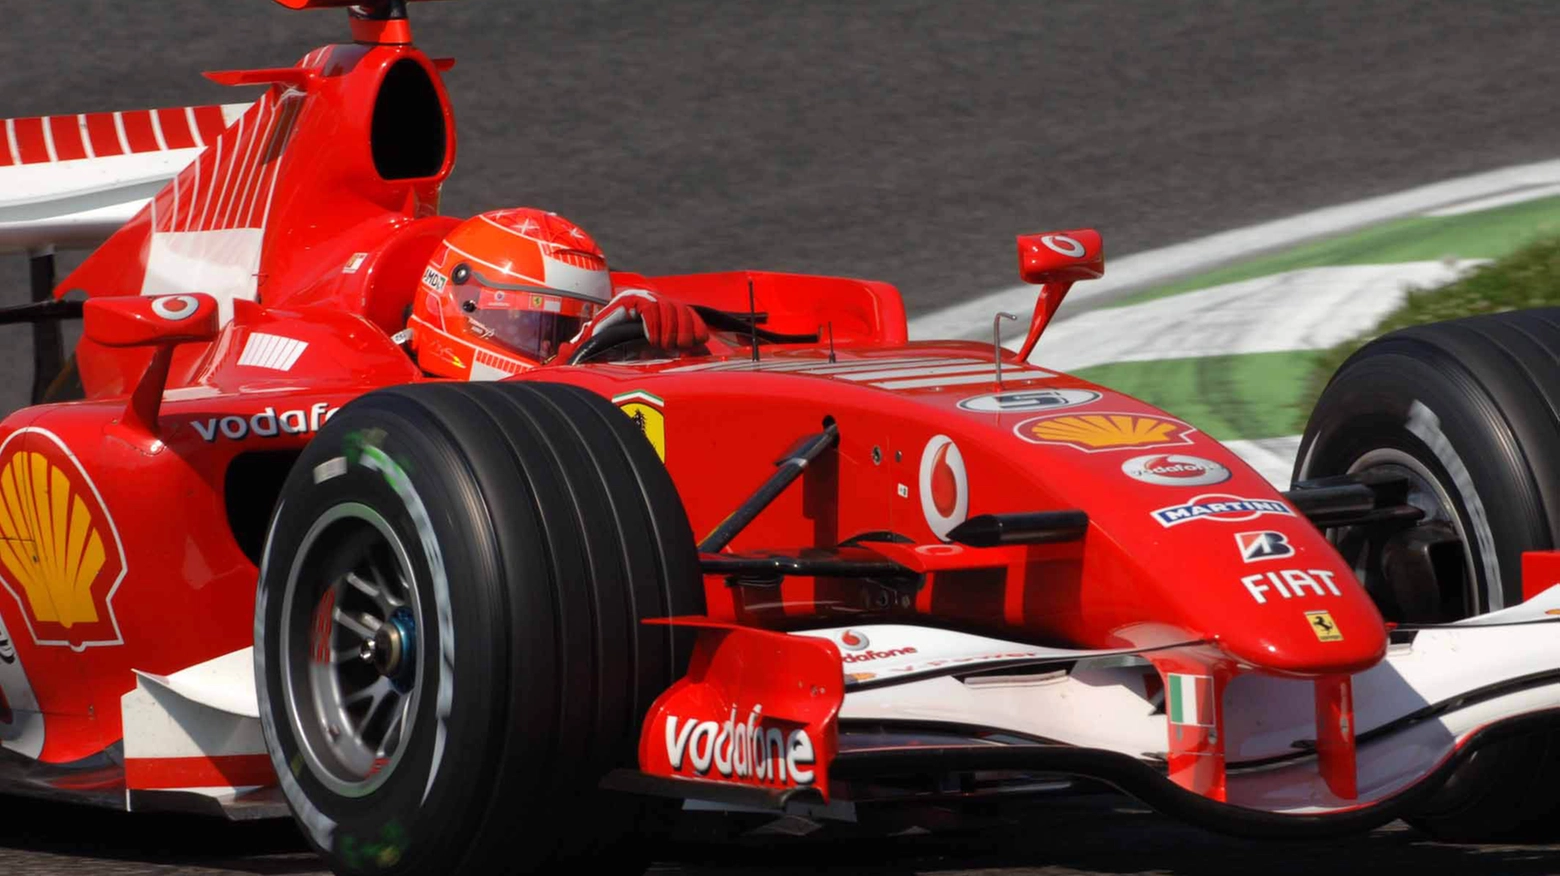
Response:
[1299,352,1544,612]
[255,413,507,875]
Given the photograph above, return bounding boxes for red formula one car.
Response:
[5,2,1560,874]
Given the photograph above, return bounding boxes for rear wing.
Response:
[0,104,250,254]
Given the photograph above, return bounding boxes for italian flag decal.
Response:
[1167,673,1215,727]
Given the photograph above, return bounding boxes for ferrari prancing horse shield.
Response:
[0,428,127,650]
[613,391,666,462]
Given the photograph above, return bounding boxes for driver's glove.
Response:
[559,288,710,360]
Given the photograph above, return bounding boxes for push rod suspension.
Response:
[698,421,840,554]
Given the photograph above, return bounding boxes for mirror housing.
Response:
[84,293,219,348]
[1018,229,1104,284]
[1012,229,1104,362]
[83,294,220,437]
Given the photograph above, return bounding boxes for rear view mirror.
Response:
[1011,229,1105,361]
[1018,230,1104,284]
[84,293,219,348]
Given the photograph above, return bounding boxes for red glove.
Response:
[593,288,710,349]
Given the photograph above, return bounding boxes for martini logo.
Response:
[1307,610,1344,642]
[1121,454,1230,486]
[0,429,127,650]
[919,435,968,541]
[1015,412,1196,452]
[1151,494,1296,529]
[614,391,666,462]
[1236,530,1294,563]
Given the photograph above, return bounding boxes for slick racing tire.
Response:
[254,381,703,875]
[1296,308,1560,842]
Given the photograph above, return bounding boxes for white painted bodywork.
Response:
[0,104,249,254]
[803,585,1560,814]
[121,646,268,808]
[130,588,1560,820]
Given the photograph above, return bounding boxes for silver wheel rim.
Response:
[1345,448,1480,616]
[280,502,425,798]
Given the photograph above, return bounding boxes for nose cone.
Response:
[1123,490,1388,675]
[1211,560,1387,674]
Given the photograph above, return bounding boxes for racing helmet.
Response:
[409,208,611,380]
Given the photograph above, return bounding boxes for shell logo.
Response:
[0,429,126,650]
[1015,412,1196,453]
[919,435,969,541]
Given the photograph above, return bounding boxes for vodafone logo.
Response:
[1122,454,1231,487]
[1040,234,1086,258]
[843,646,917,664]
[919,435,969,541]
[150,295,200,321]
[664,705,816,787]
[838,629,869,651]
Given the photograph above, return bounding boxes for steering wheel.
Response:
[565,321,656,366]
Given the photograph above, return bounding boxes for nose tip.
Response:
[1220,617,1387,676]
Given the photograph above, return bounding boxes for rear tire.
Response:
[254,381,702,875]
[1296,308,1560,842]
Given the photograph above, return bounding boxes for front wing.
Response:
[612,587,1560,837]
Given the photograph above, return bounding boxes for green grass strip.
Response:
[1303,234,1560,414]
[1073,350,1316,441]
[1115,194,1560,306]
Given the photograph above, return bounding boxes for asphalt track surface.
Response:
[4,791,1560,876]
[5,2,1560,874]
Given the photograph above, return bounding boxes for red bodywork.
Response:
[0,6,1385,806]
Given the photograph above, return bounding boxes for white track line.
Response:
[1224,436,1305,490]
[909,157,1560,344]
[1035,260,1485,372]
[1424,182,1560,218]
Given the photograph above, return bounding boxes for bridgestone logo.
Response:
[664,705,816,787]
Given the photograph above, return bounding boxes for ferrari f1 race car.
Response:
[5,2,1560,874]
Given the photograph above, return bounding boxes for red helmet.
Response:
[409,208,611,379]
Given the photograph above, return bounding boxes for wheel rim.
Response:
[1340,448,1478,622]
[280,503,425,798]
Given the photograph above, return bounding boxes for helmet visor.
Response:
[451,268,597,362]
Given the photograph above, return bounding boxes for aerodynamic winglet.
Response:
[203,68,314,89]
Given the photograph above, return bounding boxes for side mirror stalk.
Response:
[83,293,220,437]
[1012,230,1105,363]
[1014,280,1074,363]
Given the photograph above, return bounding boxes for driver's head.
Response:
[409,208,611,380]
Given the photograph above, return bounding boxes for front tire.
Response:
[1297,309,1560,841]
[254,381,702,875]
